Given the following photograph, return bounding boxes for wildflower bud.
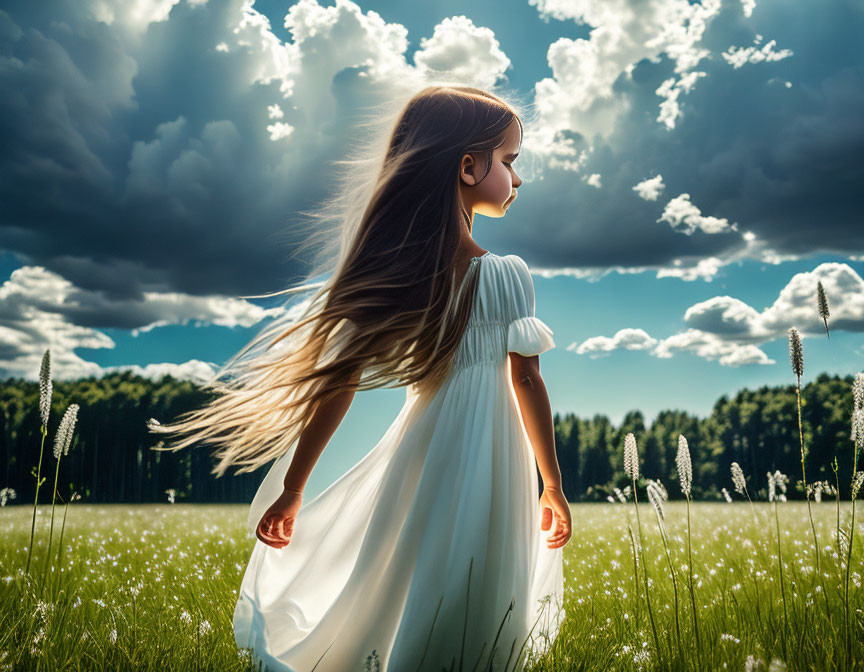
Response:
[731,462,746,495]
[816,280,830,337]
[624,433,639,481]
[647,479,667,520]
[853,372,864,411]
[53,404,80,459]
[39,350,52,429]
[676,435,692,497]
[852,408,864,447]
[788,327,803,379]
[852,471,864,501]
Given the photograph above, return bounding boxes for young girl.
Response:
[149,84,571,671]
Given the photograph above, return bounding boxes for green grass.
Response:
[0,501,861,671]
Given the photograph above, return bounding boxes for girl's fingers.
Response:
[546,518,570,545]
[258,517,288,547]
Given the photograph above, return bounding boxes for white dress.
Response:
[233,251,564,671]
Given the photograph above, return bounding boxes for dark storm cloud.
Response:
[505,0,863,274]
[0,0,861,302]
[0,0,358,299]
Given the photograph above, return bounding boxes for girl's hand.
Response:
[539,484,571,549]
[256,489,303,549]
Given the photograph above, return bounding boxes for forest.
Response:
[0,370,859,503]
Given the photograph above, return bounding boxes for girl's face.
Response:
[459,118,523,219]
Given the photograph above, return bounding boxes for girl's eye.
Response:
[503,162,511,167]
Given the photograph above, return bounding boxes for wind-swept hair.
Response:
[148,84,527,476]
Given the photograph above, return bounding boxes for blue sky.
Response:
[1,0,862,497]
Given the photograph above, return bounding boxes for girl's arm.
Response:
[509,352,571,548]
[282,367,364,493]
[508,352,562,489]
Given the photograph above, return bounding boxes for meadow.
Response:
[1,288,860,670]
[0,499,860,671]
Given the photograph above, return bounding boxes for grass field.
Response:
[0,501,861,671]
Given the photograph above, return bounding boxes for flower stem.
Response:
[39,454,61,598]
[25,427,47,576]
[844,436,860,665]
[632,479,661,665]
[685,495,701,658]
[773,499,789,659]
[795,381,830,620]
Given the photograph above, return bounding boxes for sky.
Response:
[1,0,862,498]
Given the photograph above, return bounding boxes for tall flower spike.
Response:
[816,280,830,338]
[788,327,803,380]
[852,472,864,500]
[676,434,692,497]
[767,471,776,502]
[852,408,864,447]
[52,404,80,459]
[39,350,52,429]
[853,372,864,411]
[721,487,732,503]
[623,432,639,481]
[772,470,789,500]
[646,479,667,520]
[731,462,746,495]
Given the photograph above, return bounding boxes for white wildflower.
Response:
[853,372,864,411]
[0,488,16,507]
[39,350,52,429]
[199,620,212,636]
[788,327,803,379]
[676,435,692,497]
[52,404,80,459]
[731,462,747,495]
[721,487,732,502]
[624,433,639,481]
[768,658,787,672]
[852,472,864,501]
[852,408,864,446]
[646,479,667,521]
[768,470,788,502]
[745,654,764,672]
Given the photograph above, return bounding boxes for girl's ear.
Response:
[459,153,478,186]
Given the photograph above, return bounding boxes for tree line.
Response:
[0,370,859,503]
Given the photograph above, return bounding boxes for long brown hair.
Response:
[148,84,526,476]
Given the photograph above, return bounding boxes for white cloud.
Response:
[266,121,294,141]
[102,359,218,384]
[584,173,602,188]
[570,328,658,357]
[525,0,724,166]
[652,328,775,366]
[722,35,793,69]
[655,70,708,130]
[632,174,666,201]
[657,193,737,235]
[568,262,864,367]
[413,15,511,90]
[656,257,724,282]
[0,265,282,380]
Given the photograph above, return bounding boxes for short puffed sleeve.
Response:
[504,255,555,356]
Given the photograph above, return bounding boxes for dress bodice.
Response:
[449,252,555,375]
